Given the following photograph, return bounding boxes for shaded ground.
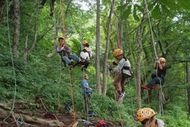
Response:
[0,101,125,127]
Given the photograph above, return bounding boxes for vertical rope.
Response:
[3,0,18,123]
[6,0,17,112]
[68,68,76,120]
[144,0,158,59]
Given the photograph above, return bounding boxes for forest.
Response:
[0,0,190,127]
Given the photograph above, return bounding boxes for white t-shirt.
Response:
[157,119,165,127]
[84,47,93,58]
[80,51,90,60]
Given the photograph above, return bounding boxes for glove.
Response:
[113,68,120,73]
[112,61,117,65]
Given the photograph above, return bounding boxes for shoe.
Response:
[117,92,125,102]
[141,85,150,90]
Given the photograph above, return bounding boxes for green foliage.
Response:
[1,0,190,126]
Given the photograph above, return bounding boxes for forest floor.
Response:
[0,101,123,127]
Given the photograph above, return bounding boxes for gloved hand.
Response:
[113,67,120,73]
[112,61,117,65]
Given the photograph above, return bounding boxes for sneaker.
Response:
[117,92,125,102]
[141,85,150,90]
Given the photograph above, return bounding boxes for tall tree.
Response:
[186,62,190,114]
[13,0,20,58]
[23,0,39,64]
[117,0,124,48]
[103,0,115,95]
[96,0,101,95]
[135,22,144,108]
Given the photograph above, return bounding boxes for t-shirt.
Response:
[157,119,165,127]
[56,45,71,57]
[80,51,90,60]
[113,58,132,76]
[84,47,93,58]
[81,79,91,94]
[155,64,170,78]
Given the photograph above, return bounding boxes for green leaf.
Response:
[151,4,161,19]
[133,5,140,21]
[121,5,131,20]
[177,0,190,10]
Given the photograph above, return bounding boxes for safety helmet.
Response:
[113,48,123,57]
[83,40,88,45]
[58,37,64,41]
[159,57,166,64]
[136,108,156,122]
[83,40,89,47]
[83,74,89,80]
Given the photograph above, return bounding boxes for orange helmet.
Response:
[113,48,123,57]
[159,57,166,64]
[136,108,156,122]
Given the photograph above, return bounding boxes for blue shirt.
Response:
[81,79,92,94]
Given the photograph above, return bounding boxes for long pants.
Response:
[83,93,90,120]
[113,73,126,95]
[148,76,164,86]
[80,60,89,70]
[62,54,80,66]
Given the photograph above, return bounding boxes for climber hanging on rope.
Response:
[79,40,93,71]
[111,48,132,102]
[56,37,80,67]
[136,107,165,127]
[142,57,170,90]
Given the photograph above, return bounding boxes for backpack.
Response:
[121,59,133,78]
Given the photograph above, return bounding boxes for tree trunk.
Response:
[136,26,143,108]
[135,7,146,108]
[13,0,20,58]
[186,62,190,114]
[103,0,115,96]
[0,0,5,22]
[117,20,122,48]
[96,0,101,95]
[23,0,39,64]
[60,0,67,38]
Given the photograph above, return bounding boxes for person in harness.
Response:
[79,40,93,70]
[56,37,80,67]
[112,48,132,102]
[143,57,169,90]
[136,108,165,127]
[81,74,92,117]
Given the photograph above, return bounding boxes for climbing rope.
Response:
[68,68,76,119]
[144,0,165,114]
[3,0,18,123]
[144,0,158,59]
